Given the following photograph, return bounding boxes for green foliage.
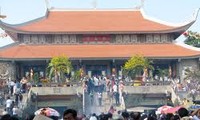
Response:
[157,68,169,77]
[71,69,82,81]
[185,38,200,47]
[123,55,153,79]
[184,31,200,47]
[33,72,39,84]
[47,55,72,83]
[50,56,72,74]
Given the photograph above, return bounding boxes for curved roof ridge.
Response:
[0,9,48,27]
[140,8,199,27]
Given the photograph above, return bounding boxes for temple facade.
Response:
[0,8,199,81]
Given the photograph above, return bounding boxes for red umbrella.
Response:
[163,106,182,114]
[157,105,173,113]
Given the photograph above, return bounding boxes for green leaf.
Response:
[123,54,153,79]
[47,55,73,83]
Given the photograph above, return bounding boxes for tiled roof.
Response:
[0,44,199,59]
[15,10,177,33]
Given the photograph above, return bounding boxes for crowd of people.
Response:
[0,77,30,119]
[0,74,199,120]
[1,107,200,120]
[82,75,125,107]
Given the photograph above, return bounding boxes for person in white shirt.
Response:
[113,84,118,93]
[97,92,102,106]
[119,81,124,106]
[89,113,97,120]
[12,105,19,116]
[93,76,99,92]
[6,96,13,115]
[93,76,99,86]
[9,80,15,96]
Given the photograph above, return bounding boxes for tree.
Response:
[183,31,200,47]
[71,69,82,82]
[123,55,153,79]
[47,55,72,84]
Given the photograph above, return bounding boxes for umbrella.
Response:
[157,105,173,113]
[163,106,182,114]
[33,114,53,120]
[35,107,60,117]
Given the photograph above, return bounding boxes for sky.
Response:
[0,0,200,47]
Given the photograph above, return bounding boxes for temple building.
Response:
[0,8,199,81]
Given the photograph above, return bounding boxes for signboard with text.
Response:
[82,35,111,42]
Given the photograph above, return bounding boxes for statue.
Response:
[0,70,9,80]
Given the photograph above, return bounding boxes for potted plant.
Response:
[123,55,153,85]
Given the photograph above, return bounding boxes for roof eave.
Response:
[0,26,194,35]
[0,19,195,35]
[0,55,199,61]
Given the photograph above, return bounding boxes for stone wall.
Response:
[178,59,199,81]
[124,85,171,94]
[124,85,175,108]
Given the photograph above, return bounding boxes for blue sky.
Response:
[0,0,200,47]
